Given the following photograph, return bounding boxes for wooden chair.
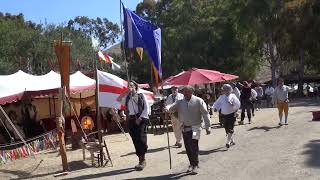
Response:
[148,103,165,134]
[80,132,113,167]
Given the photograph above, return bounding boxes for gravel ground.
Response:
[0,98,319,180]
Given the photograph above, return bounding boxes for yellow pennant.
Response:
[136,48,143,61]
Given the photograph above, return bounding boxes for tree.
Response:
[0,13,120,75]
[133,0,262,81]
[67,16,120,49]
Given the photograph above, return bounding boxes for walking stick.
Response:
[164,112,172,169]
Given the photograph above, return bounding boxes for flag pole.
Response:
[95,51,104,167]
[121,1,171,168]
[152,62,172,169]
[160,75,172,169]
[120,0,130,83]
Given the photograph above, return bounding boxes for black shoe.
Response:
[226,143,230,148]
[135,160,146,171]
[187,165,192,172]
[284,123,288,125]
[248,121,251,124]
[190,166,198,175]
[278,122,283,126]
[175,142,182,148]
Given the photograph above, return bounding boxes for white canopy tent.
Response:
[0,70,95,105]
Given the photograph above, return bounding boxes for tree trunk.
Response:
[267,30,277,87]
[297,48,305,97]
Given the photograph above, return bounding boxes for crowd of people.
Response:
[114,77,296,175]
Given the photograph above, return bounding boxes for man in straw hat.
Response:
[165,86,184,148]
[165,86,211,175]
[212,84,241,148]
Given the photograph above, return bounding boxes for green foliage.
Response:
[131,0,320,84]
[67,16,120,48]
[0,13,120,75]
[1,0,319,85]
[132,0,263,82]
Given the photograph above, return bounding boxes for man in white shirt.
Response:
[166,86,211,175]
[213,84,241,148]
[232,83,241,99]
[117,81,149,171]
[165,86,184,148]
[250,88,257,116]
[273,78,294,126]
[255,84,264,110]
[265,84,275,108]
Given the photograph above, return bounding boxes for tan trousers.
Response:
[277,102,289,116]
[277,101,289,123]
[171,116,182,143]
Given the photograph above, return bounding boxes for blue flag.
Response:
[122,4,162,78]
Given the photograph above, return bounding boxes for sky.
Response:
[0,0,142,25]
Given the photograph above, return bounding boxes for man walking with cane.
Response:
[165,86,184,148]
[165,86,211,175]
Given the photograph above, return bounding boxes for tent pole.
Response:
[49,97,52,118]
[79,93,82,109]
[95,52,104,166]
[53,95,56,118]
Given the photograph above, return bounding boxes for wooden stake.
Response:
[53,33,69,172]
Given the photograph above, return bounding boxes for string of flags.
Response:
[0,129,58,165]
[98,51,121,71]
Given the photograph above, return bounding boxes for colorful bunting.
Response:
[0,130,58,164]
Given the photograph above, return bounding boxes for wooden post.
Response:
[56,114,69,172]
[95,53,104,167]
[56,88,68,172]
[53,33,70,172]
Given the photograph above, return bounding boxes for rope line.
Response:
[0,128,57,148]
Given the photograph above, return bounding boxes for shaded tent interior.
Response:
[0,70,124,146]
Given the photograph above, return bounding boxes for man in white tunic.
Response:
[213,84,241,148]
[165,86,184,148]
[166,86,211,175]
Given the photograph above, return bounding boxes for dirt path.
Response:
[1,98,319,180]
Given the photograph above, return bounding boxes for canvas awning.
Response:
[0,70,95,105]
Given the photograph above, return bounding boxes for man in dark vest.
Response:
[239,81,253,124]
[117,81,149,171]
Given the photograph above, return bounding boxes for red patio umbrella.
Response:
[138,83,150,89]
[166,68,238,86]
